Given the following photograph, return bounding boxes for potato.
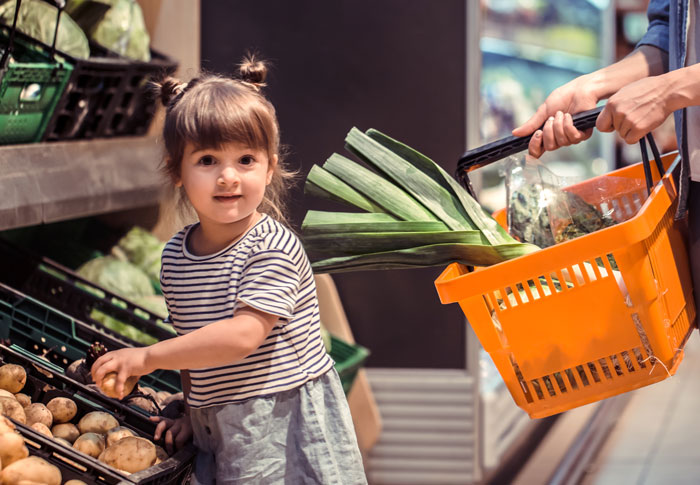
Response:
[24,403,52,428]
[54,437,72,447]
[125,396,158,414]
[51,423,80,444]
[0,415,15,435]
[0,431,28,467]
[0,397,26,424]
[98,373,138,399]
[30,422,52,438]
[45,397,77,424]
[77,411,119,435]
[154,445,169,464]
[0,364,26,394]
[0,389,15,399]
[73,432,105,458]
[106,426,136,448]
[13,394,30,408]
[101,436,156,473]
[155,390,172,405]
[1,456,61,485]
[65,481,88,485]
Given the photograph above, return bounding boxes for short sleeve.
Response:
[636,0,669,53]
[235,248,301,321]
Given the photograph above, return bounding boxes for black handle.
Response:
[457,106,604,181]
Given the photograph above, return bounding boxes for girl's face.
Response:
[176,141,276,239]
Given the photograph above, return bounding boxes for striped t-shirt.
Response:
[160,214,334,408]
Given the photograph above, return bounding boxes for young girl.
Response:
[91,55,367,484]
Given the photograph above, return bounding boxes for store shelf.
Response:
[0,136,163,231]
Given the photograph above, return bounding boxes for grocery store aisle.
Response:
[582,329,700,484]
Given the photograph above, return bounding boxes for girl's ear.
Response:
[267,154,278,185]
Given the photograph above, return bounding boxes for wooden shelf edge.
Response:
[0,137,164,230]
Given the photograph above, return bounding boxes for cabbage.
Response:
[77,255,154,300]
[0,0,90,59]
[112,226,165,293]
[68,0,150,61]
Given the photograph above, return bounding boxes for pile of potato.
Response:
[0,362,171,484]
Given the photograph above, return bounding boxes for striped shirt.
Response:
[160,214,334,408]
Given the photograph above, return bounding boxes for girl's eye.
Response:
[198,156,216,166]
[240,155,255,166]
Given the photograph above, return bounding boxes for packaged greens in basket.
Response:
[504,154,645,248]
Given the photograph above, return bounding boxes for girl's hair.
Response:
[152,54,296,224]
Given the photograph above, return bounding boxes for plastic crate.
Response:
[329,335,369,394]
[0,24,72,144]
[0,345,194,484]
[42,45,177,141]
[435,152,696,419]
[0,239,176,346]
[0,281,181,395]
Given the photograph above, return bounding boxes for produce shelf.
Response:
[0,136,162,231]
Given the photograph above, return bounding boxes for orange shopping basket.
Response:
[436,109,696,419]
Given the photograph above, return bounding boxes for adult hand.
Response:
[596,75,673,144]
[512,75,599,157]
[151,415,193,455]
[90,347,153,399]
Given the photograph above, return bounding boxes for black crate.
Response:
[41,44,176,141]
[1,345,194,484]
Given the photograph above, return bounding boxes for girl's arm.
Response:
[91,306,278,398]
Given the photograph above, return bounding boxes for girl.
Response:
[91,55,367,484]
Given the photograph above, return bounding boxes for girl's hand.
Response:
[150,415,193,455]
[596,75,673,144]
[91,347,153,399]
[512,75,599,157]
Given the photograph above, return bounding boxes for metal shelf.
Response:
[0,136,163,231]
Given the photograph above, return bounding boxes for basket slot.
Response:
[501,287,513,309]
[553,372,568,393]
[531,379,545,400]
[575,365,590,386]
[510,357,535,404]
[633,347,648,369]
[587,362,602,383]
[564,368,579,390]
[589,259,603,280]
[525,279,540,300]
[516,282,532,303]
[541,376,556,397]
[570,264,587,286]
[545,273,560,294]
[624,351,637,372]
[609,355,624,376]
[512,284,526,305]
[620,195,634,217]
[598,358,613,380]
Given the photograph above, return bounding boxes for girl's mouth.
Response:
[214,195,241,202]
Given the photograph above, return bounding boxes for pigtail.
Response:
[151,76,190,108]
[238,53,267,91]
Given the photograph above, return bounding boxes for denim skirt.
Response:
[189,368,367,485]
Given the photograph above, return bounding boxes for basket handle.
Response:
[456,106,603,194]
[639,133,664,196]
[0,0,21,69]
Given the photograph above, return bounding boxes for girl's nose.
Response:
[217,166,239,185]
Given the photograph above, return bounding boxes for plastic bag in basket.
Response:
[504,154,644,248]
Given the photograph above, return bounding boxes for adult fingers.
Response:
[90,354,115,388]
[552,111,569,147]
[527,130,545,158]
[513,104,550,137]
[596,104,614,133]
[562,112,585,144]
[542,117,559,152]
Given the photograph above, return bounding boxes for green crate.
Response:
[0,282,181,394]
[0,25,73,144]
[329,335,370,394]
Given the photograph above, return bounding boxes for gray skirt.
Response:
[189,368,367,485]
